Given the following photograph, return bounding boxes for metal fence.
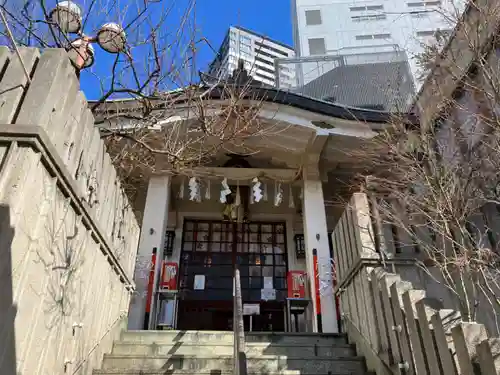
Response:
[275,46,415,112]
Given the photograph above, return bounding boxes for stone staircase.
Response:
[93,330,373,375]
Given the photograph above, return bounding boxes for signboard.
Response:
[287,270,306,299]
[263,276,273,289]
[161,262,178,290]
[194,275,206,290]
[243,304,260,315]
[261,288,276,301]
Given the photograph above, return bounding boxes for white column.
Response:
[127,176,171,330]
[302,176,338,333]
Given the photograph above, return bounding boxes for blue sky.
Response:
[79,0,293,100]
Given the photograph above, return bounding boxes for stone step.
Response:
[101,354,366,373]
[94,370,371,375]
[111,341,356,357]
[120,331,348,346]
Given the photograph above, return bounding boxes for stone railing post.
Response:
[360,265,500,375]
[332,193,386,371]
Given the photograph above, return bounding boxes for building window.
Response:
[416,30,436,37]
[350,4,383,11]
[255,41,289,57]
[355,33,391,40]
[240,51,251,59]
[255,71,275,83]
[408,0,441,6]
[352,14,387,21]
[240,35,251,44]
[256,64,275,75]
[255,56,273,67]
[356,34,373,40]
[305,9,322,25]
[240,44,251,53]
[410,10,429,18]
[308,37,326,55]
[255,49,275,60]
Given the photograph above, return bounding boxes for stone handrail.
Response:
[70,313,128,375]
[333,193,500,375]
[0,47,140,374]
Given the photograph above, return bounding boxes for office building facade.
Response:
[208,26,296,87]
[291,0,461,80]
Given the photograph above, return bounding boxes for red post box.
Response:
[161,262,178,290]
[287,270,306,298]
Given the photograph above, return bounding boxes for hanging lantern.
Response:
[294,234,305,259]
[49,1,82,34]
[97,22,127,53]
[163,231,176,257]
[66,38,95,68]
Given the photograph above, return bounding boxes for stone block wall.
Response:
[0,47,140,375]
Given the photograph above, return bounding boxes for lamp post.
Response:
[48,1,127,71]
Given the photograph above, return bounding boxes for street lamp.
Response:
[97,23,126,53]
[48,1,127,70]
[66,38,94,68]
[49,1,82,34]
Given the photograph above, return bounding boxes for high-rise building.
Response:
[290,0,460,81]
[208,26,295,87]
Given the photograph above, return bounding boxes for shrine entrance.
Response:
[177,219,288,331]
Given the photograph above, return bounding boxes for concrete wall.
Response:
[0,47,140,374]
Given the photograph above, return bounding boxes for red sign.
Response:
[145,252,157,313]
[161,262,178,290]
[287,271,306,298]
[313,249,321,313]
